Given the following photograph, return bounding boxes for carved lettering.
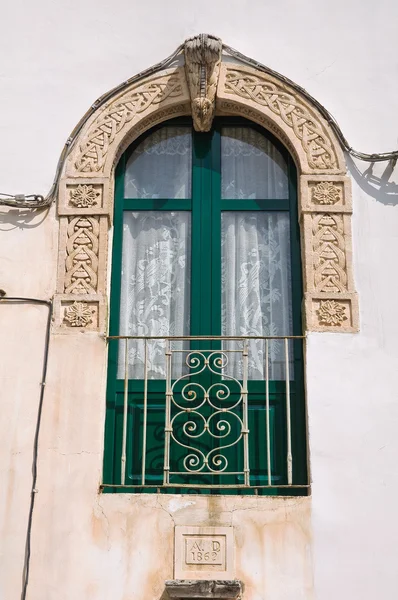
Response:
[185,536,224,566]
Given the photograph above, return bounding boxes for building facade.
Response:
[1,3,398,600]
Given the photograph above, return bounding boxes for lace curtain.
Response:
[119,127,192,378]
[118,211,191,379]
[124,126,192,199]
[221,127,289,199]
[220,128,292,379]
[118,125,293,381]
[221,213,292,380]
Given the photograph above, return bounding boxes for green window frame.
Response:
[103,117,308,495]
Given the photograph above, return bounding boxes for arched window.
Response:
[103,118,307,495]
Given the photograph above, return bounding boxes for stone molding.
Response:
[54,40,358,334]
[300,174,358,331]
[165,580,242,600]
[217,64,346,175]
[67,67,190,178]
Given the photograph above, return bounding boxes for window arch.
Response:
[103,118,308,495]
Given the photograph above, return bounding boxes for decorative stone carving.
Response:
[54,39,358,334]
[305,294,357,332]
[75,72,185,173]
[58,179,109,217]
[312,181,341,205]
[184,34,222,132]
[53,296,104,333]
[222,68,338,171]
[316,299,348,326]
[300,175,350,213]
[313,214,347,293]
[69,184,100,208]
[63,301,94,327]
[64,216,99,294]
[300,173,358,332]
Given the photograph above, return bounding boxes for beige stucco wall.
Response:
[1,2,398,600]
[1,314,313,600]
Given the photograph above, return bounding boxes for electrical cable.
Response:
[0,44,184,210]
[0,294,53,600]
[0,42,397,210]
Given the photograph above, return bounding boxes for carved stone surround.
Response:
[54,36,358,334]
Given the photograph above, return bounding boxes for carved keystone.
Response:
[184,34,222,132]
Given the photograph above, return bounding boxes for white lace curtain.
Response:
[124,126,192,199]
[118,126,292,380]
[221,126,289,199]
[221,212,292,380]
[118,211,191,379]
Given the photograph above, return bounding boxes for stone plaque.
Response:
[174,526,234,580]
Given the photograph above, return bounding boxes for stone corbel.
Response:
[165,580,242,600]
[184,34,222,132]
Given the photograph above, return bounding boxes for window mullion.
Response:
[210,128,222,336]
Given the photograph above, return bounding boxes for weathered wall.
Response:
[1,1,398,600]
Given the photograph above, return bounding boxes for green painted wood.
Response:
[103,117,308,495]
[102,155,125,488]
[123,199,192,210]
[220,199,290,211]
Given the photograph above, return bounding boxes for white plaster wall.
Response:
[1,1,398,600]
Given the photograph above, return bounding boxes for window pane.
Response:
[124,127,192,198]
[221,127,288,199]
[221,212,293,379]
[118,211,191,379]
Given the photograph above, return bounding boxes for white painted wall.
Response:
[1,1,398,599]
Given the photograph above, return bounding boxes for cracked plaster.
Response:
[93,494,313,600]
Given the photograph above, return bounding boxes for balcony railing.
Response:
[102,336,309,493]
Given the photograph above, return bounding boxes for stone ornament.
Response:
[312,181,342,205]
[312,214,347,293]
[54,36,358,333]
[184,34,222,132]
[64,216,99,294]
[300,172,357,331]
[69,184,100,208]
[218,66,344,173]
[74,71,187,174]
[58,179,109,217]
[316,299,347,326]
[63,301,94,327]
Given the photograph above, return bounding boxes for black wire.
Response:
[1,40,397,211]
[0,296,53,600]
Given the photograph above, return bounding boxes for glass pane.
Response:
[221,212,293,379]
[124,127,192,198]
[118,211,191,379]
[221,127,288,199]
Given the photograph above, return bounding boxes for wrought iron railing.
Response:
[102,335,309,493]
